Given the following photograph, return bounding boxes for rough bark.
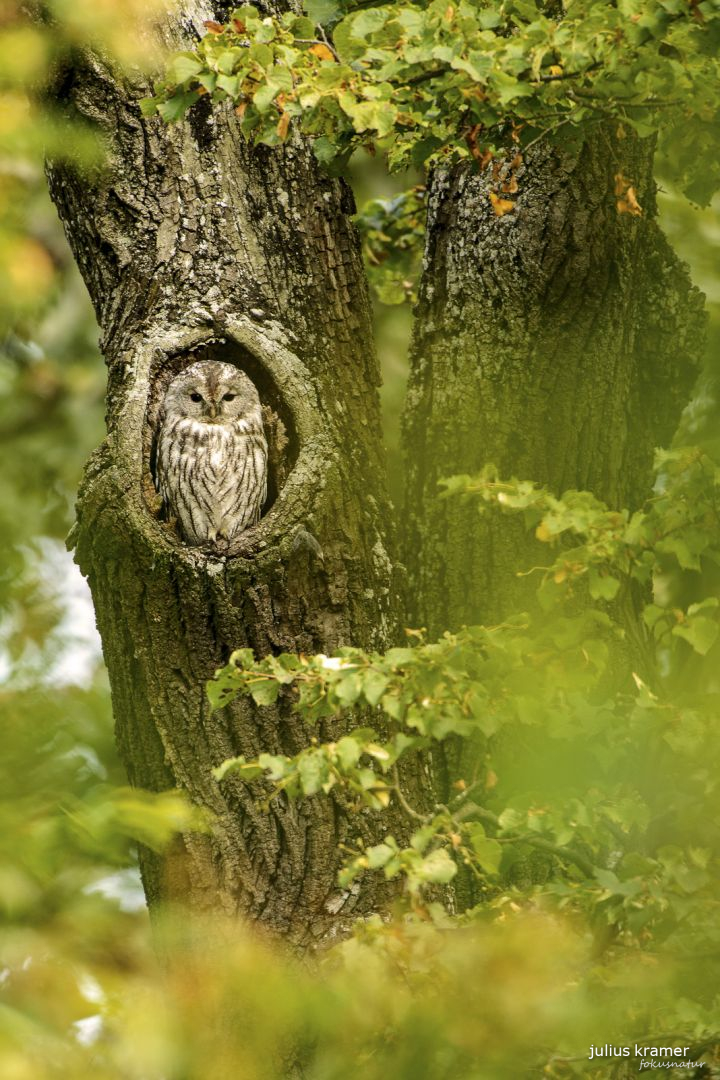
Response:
[402,130,706,909]
[404,131,705,638]
[47,5,403,948]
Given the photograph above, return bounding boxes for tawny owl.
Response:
[156,360,268,545]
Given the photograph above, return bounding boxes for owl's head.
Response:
[163,361,262,426]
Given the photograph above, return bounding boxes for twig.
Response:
[392,765,426,822]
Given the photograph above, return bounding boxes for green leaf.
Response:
[257,753,289,778]
[367,842,396,869]
[335,672,363,706]
[312,135,338,164]
[249,679,281,706]
[335,735,362,770]
[249,42,273,67]
[349,8,390,39]
[588,569,621,601]
[658,535,702,571]
[304,0,341,24]
[253,82,280,112]
[298,752,328,795]
[216,74,240,96]
[467,826,502,875]
[594,868,642,898]
[213,756,264,782]
[418,848,457,884]
[230,648,255,669]
[169,53,204,83]
[672,616,719,656]
[157,92,199,123]
[216,49,243,75]
[384,647,415,667]
[362,669,390,706]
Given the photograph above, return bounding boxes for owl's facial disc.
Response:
[164,361,262,426]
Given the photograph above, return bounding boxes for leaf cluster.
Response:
[146,0,720,203]
[209,445,720,1017]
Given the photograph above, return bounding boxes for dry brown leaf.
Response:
[203,20,224,33]
[617,188,643,216]
[276,111,290,140]
[464,124,493,170]
[489,192,515,217]
[614,172,643,216]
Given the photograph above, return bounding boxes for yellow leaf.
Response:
[309,43,335,62]
[535,521,551,542]
[6,237,54,298]
[488,192,515,216]
[549,64,563,76]
[276,111,290,140]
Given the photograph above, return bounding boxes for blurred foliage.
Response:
[0,2,719,1079]
[210,444,720,1074]
[0,0,167,330]
[354,185,426,306]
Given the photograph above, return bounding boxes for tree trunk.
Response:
[47,8,402,948]
[403,131,705,638]
[402,130,706,909]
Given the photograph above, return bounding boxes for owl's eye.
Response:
[222,393,236,402]
[189,392,203,403]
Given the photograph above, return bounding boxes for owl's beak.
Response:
[206,403,218,420]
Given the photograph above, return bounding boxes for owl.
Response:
[156,360,268,546]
